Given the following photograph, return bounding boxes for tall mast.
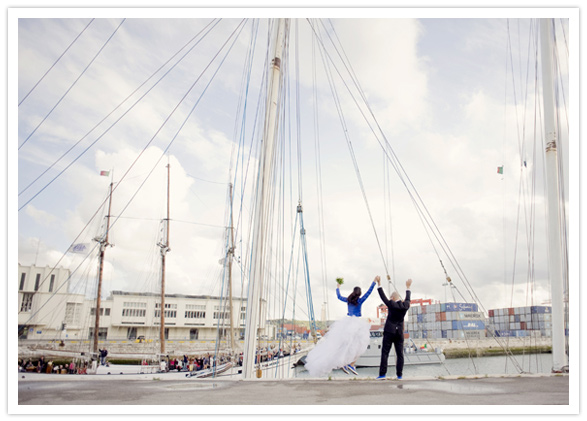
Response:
[159,162,171,355]
[93,181,113,354]
[242,18,288,379]
[540,18,568,373]
[227,182,236,353]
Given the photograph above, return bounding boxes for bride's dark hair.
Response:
[347,287,362,305]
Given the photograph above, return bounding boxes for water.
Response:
[294,353,553,378]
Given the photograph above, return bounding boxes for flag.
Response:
[68,243,90,254]
[100,170,110,176]
[497,166,503,174]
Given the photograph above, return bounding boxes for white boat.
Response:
[355,331,445,367]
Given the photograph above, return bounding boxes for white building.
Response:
[18,264,263,343]
[105,290,256,341]
[18,263,87,341]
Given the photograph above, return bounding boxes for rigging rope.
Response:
[18,18,222,203]
[19,18,95,106]
[19,19,126,151]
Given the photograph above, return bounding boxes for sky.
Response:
[10,6,577,325]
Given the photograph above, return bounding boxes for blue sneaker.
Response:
[341,366,350,375]
[347,365,358,375]
[376,375,386,380]
[396,375,403,380]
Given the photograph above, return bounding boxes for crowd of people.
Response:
[18,356,89,375]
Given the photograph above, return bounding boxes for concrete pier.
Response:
[16,372,570,408]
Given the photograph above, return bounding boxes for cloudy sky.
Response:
[11,6,577,323]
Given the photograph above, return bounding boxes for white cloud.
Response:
[15,16,573,325]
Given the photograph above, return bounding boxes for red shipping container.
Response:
[404,333,409,339]
[435,313,441,321]
[489,309,494,317]
[508,308,514,315]
[441,312,446,321]
[521,322,527,330]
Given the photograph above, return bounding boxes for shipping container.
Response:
[488,309,494,317]
[464,330,485,339]
[445,302,479,312]
[457,311,484,320]
[456,320,486,330]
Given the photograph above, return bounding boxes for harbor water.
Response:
[293,353,553,378]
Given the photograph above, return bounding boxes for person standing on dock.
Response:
[304,277,377,377]
[376,277,412,380]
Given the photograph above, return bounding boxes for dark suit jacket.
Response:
[378,287,411,335]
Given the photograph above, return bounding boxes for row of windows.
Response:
[155,303,177,309]
[185,304,206,310]
[154,310,177,318]
[19,273,56,292]
[122,308,147,317]
[185,311,206,319]
[90,307,111,316]
[123,302,147,308]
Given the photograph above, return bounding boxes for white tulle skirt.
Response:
[304,316,371,377]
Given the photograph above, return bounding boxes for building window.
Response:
[34,274,41,291]
[105,308,110,316]
[88,328,108,340]
[213,311,229,319]
[155,309,176,318]
[185,311,206,319]
[18,325,29,339]
[90,308,106,316]
[127,327,137,340]
[20,293,33,312]
[165,328,169,340]
[123,302,147,308]
[65,303,82,326]
[49,274,55,292]
[19,273,26,291]
[155,303,177,309]
[186,304,206,310]
[122,308,146,317]
[190,328,199,340]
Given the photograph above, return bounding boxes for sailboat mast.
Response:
[242,18,288,379]
[93,181,113,354]
[159,162,171,355]
[540,18,568,373]
[228,182,236,353]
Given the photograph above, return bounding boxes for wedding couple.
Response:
[304,276,412,380]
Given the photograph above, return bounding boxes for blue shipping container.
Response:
[496,330,514,337]
[531,306,552,314]
[445,302,479,312]
[456,320,486,330]
[441,330,448,338]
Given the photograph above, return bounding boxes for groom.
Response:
[375,276,412,380]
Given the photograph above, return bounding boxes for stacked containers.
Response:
[405,302,485,340]
[487,306,552,338]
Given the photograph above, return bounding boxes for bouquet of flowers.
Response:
[336,277,344,285]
